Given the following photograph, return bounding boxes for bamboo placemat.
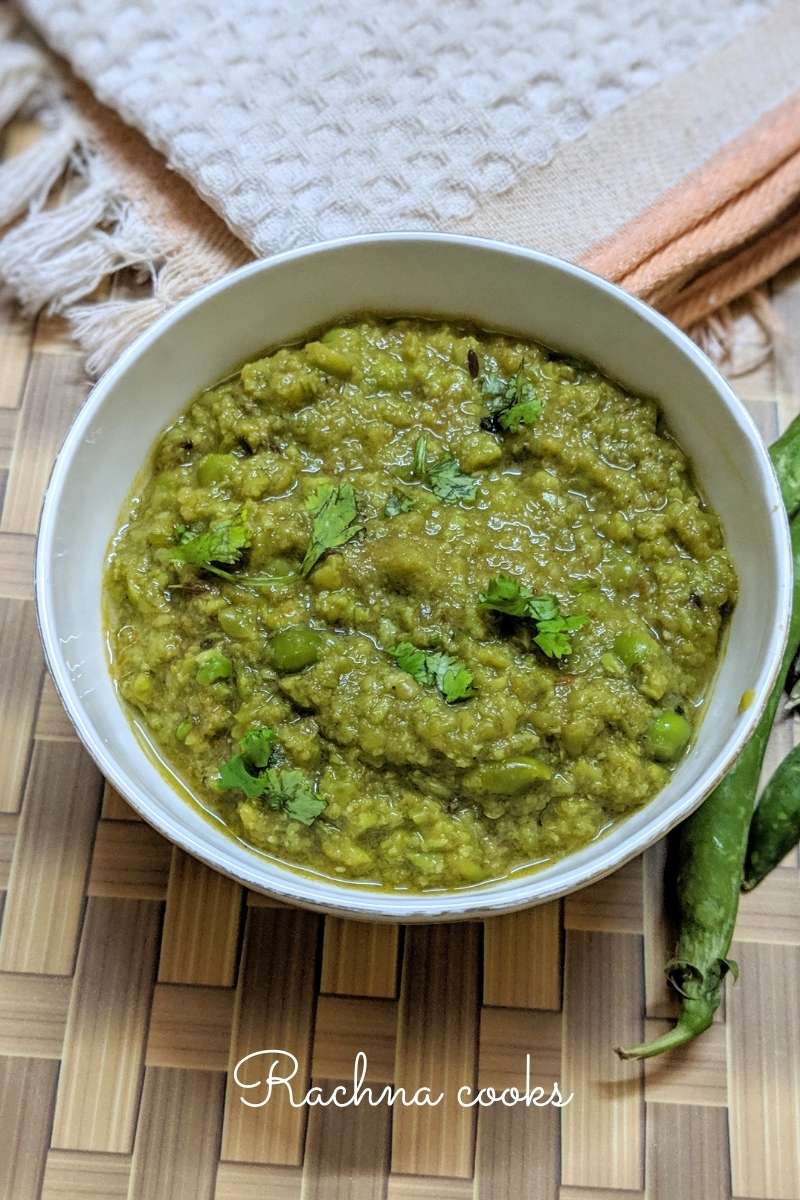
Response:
[1,275,800,1198]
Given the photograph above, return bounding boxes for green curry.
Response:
[105,318,737,889]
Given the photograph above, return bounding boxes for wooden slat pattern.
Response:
[312,995,397,1082]
[1,350,85,534]
[0,407,16,468]
[87,818,172,899]
[40,1151,132,1199]
[561,932,644,1191]
[34,675,78,742]
[0,973,71,1059]
[51,898,161,1153]
[646,1103,730,1200]
[564,856,643,934]
[0,531,34,599]
[478,1006,563,1092]
[145,983,235,1072]
[0,599,41,813]
[476,1105,559,1200]
[158,848,241,985]
[483,904,561,1009]
[221,906,319,1165]
[100,781,141,821]
[392,924,480,1179]
[0,741,102,974]
[727,942,800,1200]
[643,1019,727,1107]
[0,1058,59,1200]
[321,916,399,998]
[0,296,33,409]
[642,838,677,1020]
[215,1162,302,1199]
[0,224,799,1197]
[303,1083,391,1200]
[128,1067,224,1199]
[0,812,17,888]
[387,1178,474,1200]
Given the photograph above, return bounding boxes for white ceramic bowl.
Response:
[36,234,792,921]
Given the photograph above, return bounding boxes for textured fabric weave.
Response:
[2,0,800,376]
[19,0,778,256]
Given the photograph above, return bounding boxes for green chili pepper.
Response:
[743,741,800,890]
[736,420,800,883]
[769,412,800,518]
[618,514,800,1061]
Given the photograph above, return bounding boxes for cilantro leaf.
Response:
[391,641,429,685]
[260,768,326,826]
[411,434,477,504]
[533,618,583,659]
[217,727,325,824]
[427,457,478,503]
[480,575,587,659]
[527,595,560,622]
[498,397,543,432]
[171,520,294,591]
[174,521,250,567]
[481,366,542,433]
[479,574,535,618]
[390,642,474,702]
[427,652,475,703]
[218,754,268,799]
[302,482,363,576]
[218,724,277,796]
[240,724,276,769]
[385,491,415,517]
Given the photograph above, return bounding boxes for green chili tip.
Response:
[616,1000,714,1061]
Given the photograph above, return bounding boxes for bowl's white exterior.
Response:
[36,234,791,922]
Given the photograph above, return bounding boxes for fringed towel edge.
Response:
[0,11,228,376]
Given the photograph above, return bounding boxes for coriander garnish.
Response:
[174,521,250,571]
[301,482,363,576]
[218,725,325,825]
[391,642,474,702]
[411,435,477,504]
[479,574,587,659]
[385,491,415,518]
[171,521,294,590]
[481,365,542,433]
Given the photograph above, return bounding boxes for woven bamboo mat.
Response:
[1,266,800,1198]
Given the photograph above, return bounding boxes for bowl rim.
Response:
[35,231,793,922]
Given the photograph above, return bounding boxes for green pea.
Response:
[131,671,153,701]
[464,756,553,797]
[218,607,256,639]
[175,718,192,741]
[647,711,691,762]
[197,453,236,487]
[269,557,295,578]
[614,630,657,668]
[305,341,353,378]
[270,625,323,672]
[196,649,232,685]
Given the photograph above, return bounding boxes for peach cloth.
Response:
[2,0,800,372]
[585,92,800,327]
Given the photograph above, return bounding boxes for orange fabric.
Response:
[662,208,800,330]
[582,90,800,328]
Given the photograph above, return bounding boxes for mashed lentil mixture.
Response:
[105,318,737,889]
